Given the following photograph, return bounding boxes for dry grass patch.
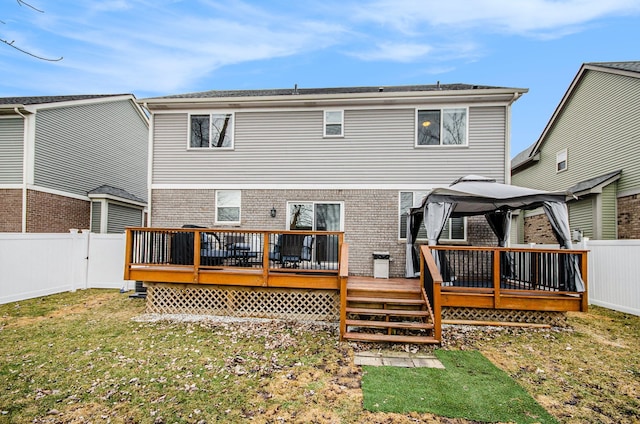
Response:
[1,290,638,423]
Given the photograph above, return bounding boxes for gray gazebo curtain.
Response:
[405,212,422,277]
[485,210,515,279]
[543,201,586,292]
[425,202,453,274]
[484,210,512,247]
[404,201,453,277]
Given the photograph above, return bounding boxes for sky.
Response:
[2,0,640,158]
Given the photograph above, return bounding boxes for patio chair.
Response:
[270,234,314,268]
[224,234,259,266]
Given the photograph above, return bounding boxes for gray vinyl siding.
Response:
[107,203,141,233]
[569,198,594,239]
[33,100,148,201]
[91,201,102,233]
[152,106,507,185]
[601,182,617,239]
[512,70,640,193]
[0,118,24,184]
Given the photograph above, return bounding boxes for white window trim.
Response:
[215,189,241,225]
[323,110,344,138]
[556,148,568,173]
[440,216,467,242]
[286,201,345,231]
[414,107,469,148]
[187,112,235,150]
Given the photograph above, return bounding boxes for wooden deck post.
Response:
[124,228,133,280]
[339,242,349,341]
[580,250,589,312]
[193,229,201,283]
[493,249,501,309]
[262,232,270,287]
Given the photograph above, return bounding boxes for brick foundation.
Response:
[152,189,499,277]
[26,190,90,233]
[618,194,640,239]
[0,189,23,232]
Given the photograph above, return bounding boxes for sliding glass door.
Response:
[287,202,343,262]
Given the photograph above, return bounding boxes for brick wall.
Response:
[0,189,23,232]
[153,189,505,277]
[466,215,498,245]
[26,190,90,233]
[523,213,558,244]
[618,194,640,239]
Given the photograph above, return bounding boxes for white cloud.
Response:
[22,1,348,94]
[350,42,433,62]
[354,0,640,37]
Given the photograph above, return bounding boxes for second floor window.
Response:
[190,113,234,148]
[416,108,467,146]
[324,110,343,137]
[556,149,567,172]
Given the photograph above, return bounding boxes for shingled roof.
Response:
[148,83,511,100]
[88,185,146,205]
[0,94,131,107]
[586,61,640,74]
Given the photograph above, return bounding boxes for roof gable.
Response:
[512,61,640,172]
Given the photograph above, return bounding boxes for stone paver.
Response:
[353,350,444,368]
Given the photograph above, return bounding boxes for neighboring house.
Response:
[141,83,527,277]
[0,95,148,233]
[512,61,640,242]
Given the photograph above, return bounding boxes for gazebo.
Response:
[406,175,585,292]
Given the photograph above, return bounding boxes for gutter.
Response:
[505,91,525,184]
[141,87,530,110]
[14,107,29,233]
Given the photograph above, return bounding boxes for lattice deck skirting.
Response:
[442,306,568,327]
[145,283,340,322]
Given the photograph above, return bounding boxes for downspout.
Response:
[144,102,153,227]
[505,92,523,185]
[15,107,29,233]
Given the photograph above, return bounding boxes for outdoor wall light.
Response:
[270,207,277,218]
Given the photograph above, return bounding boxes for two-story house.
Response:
[0,95,148,233]
[512,62,640,242]
[141,83,527,277]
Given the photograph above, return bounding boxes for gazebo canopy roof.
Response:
[410,175,569,217]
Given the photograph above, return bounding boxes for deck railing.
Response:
[124,227,346,290]
[420,245,588,315]
[126,228,343,271]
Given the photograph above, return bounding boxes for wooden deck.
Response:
[124,228,589,345]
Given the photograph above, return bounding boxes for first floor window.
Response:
[399,191,466,241]
[324,110,343,137]
[416,108,467,146]
[216,190,241,224]
[190,113,234,148]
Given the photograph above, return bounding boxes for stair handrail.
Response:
[420,245,443,342]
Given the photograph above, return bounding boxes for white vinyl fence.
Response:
[0,231,133,305]
[514,240,640,316]
[580,239,640,316]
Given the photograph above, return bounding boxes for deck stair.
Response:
[343,277,439,344]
